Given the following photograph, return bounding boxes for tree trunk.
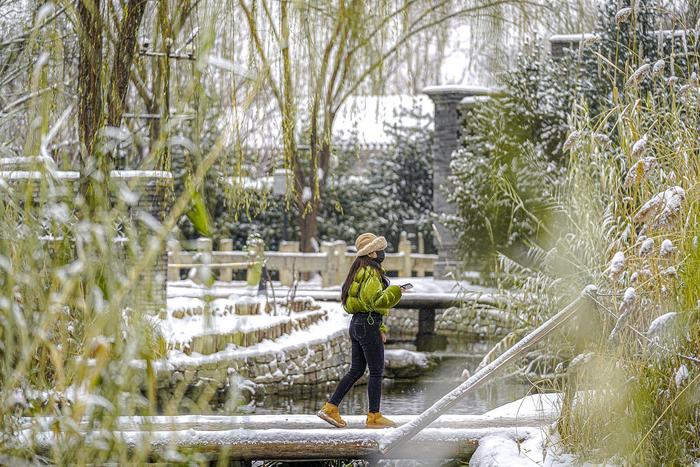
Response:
[77,0,104,208]
[107,0,147,127]
[298,200,319,253]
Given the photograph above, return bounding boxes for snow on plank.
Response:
[28,426,542,460]
[24,409,556,432]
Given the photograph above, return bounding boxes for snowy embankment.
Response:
[163,304,348,370]
[144,279,464,399]
[470,393,594,466]
[149,303,432,392]
[162,294,327,353]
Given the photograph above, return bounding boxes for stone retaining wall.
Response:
[385,306,513,340]
[145,320,434,410]
[436,306,513,339]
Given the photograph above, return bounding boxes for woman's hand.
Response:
[381,332,387,344]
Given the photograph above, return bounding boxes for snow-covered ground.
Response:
[161,275,496,351]
[163,305,349,369]
[160,286,348,350]
[164,296,303,344]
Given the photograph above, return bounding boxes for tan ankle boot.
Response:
[317,402,347,428]
[366,411,397,429]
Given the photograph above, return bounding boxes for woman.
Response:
[317,232,408,429]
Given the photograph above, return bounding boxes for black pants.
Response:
[329,313,385,413]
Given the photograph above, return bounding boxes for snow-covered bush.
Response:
[447,41,575,272]
[366,104,434,251]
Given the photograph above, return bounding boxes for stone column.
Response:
[423,85,493,279]
[111,170,173,314]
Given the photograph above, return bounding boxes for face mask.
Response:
[375,250,385,263]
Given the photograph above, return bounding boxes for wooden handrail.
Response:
[167,235,440,286]
[378,285,598,454]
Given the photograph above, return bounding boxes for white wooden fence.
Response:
[167,232,437,287]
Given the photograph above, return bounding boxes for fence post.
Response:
[417,232,425,277]
[334,240,347,285]
[246,234,265,287]
[219,238,234,281]
[167,239,181,281]
[320,242,335,288]
[398,231,412,277]
[196,238,213,255]
[279,240,299,286]
[195,238,213,284]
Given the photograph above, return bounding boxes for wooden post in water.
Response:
[379,285,598,454]
[416,308,438,351]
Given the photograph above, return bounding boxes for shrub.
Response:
[447,41,575,273]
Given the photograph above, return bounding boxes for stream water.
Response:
[253,340,533,416]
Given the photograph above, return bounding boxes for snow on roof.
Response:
[111,170,173,179]
[0,170,79,180]
[334,95,433,147]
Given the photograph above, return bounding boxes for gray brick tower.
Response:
[423,85,493,278]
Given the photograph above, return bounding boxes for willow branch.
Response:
[337,0,548,111]
[238,0,283,111]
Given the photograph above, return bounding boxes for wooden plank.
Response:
[29,426,542,460]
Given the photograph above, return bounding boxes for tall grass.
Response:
[554,53,700,464]
[0,164,237,463]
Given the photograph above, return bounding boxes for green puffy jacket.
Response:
[343,266,402,334]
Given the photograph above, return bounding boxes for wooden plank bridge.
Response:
[27,412,554,462]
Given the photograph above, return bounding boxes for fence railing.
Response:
[167,232,437,287]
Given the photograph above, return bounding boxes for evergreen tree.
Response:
[367,105,434,252]
[447,41,576,272]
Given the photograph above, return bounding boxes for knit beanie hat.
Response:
[355,233,387,257]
